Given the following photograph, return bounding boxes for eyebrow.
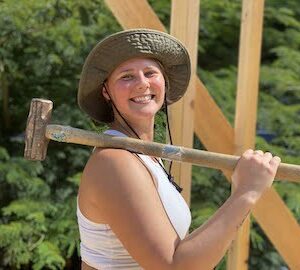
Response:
[119,68,134,73]
[118,65,158,73]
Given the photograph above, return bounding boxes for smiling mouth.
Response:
[130,95,155,104]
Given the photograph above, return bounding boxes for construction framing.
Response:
[104,0,300,269]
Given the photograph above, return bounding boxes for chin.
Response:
[134,111,157,120]
[131,104,162,115]
[128,108,159,121]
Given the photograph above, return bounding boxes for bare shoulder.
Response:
[83,147,145,188]
[85,147,136,173]
[79,148,154,217]
[80,148,141,202]
[90,147,135,163]
[79,147,180,269]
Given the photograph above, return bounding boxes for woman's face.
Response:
[103,57,165,122]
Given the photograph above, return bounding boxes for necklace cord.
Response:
[102,84,183,193]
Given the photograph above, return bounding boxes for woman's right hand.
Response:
[231,149,281,201]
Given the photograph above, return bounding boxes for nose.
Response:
[136,72,150,91]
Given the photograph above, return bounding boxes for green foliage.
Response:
[0,0,121,267]
[249,222,287,269]
[148,0,171,29]
[154,111,167,143]
[0,0,299,269]
[0,0,121,134]
[32,241,65,270]
[0,147,9,161]
[0,150,79,269]
[198,0,241,69]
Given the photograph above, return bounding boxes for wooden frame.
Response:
[169,0,200,204]
[104,0,300,268]
[227,1,265,269]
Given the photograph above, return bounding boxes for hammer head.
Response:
[24,98,53,161]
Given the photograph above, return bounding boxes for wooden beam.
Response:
[169,0,200,205]
[252,190,300,269]
[195,88,300,270]
[104,0,165,31]
[227,1,265,269]
[194,78,234,154]
[104,1,300,268]
[195,87,300,269]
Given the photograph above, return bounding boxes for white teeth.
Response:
[131,95,152,103]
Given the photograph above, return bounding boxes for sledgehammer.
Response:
[24,98,300,182]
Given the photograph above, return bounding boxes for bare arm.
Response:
[173,149,281,269]
[79,148,280,270]
[173,189,253,269]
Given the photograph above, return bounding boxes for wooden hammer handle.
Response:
[45,124,300,183]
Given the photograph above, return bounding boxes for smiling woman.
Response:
[102,58,166,129]
[76,29,281,270]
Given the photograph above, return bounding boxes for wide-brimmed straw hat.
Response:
[78,28,191,123]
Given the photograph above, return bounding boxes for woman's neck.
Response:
[109,118,154,141]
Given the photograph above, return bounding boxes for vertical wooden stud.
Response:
[169,0,200,205]
[227,1,265,269]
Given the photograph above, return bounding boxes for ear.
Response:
[102,85,110,101]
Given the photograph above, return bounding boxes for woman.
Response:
[77,29,281,270]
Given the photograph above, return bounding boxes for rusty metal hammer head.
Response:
[24,98,53,161]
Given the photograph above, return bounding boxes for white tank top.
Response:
[77,130,191,269]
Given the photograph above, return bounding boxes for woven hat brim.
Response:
[78,29,191,123]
